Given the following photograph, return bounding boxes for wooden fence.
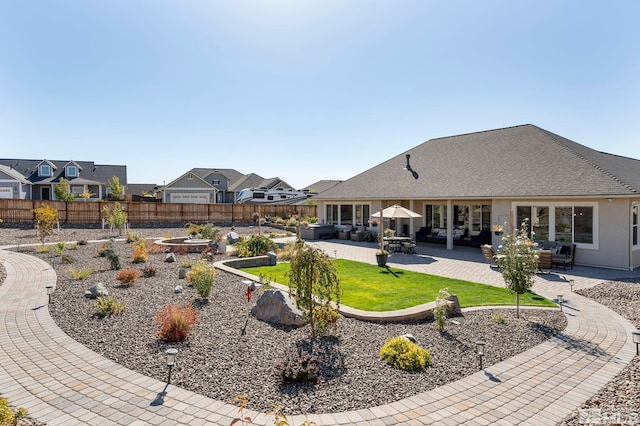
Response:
[0,199,317,225]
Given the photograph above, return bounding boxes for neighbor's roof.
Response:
[316,124,640,201]
[303,180,342,194]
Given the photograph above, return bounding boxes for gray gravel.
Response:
[2,226,567,416]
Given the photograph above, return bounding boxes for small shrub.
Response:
[142,264,157,278]
[276,241,298,261]
[492,310,508,325]
[379,336,433,372]
[54,242,66,257]
[311,305,340,337]
[186,261,217,299]
[179,259,195,269]
[434,287,450,333]
[132,239,148,263]
[0,395,28,426]
[286,217,298,227]
[273,345,320,383]
[104,249,121,270]
[126,230,142,243]
[198,223,222,241]
[66,243,77,250]
[275,216,286,225]
[33,205,58,245]
[258,273,273,290]
[95,295,126,317]
[155,304,198,342]
[116,268,139,286]
[71,268,92,280]
[35,245,51,253]
[233,235,277,258]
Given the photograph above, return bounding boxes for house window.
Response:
[633,205,639,246]
[66,165,78,177]
[515,203,595,246]
[212,179,220,185]
[71,186,83,195]
[471,205,492,232]
[425,204,445,228]
[39,164,51,177]
[340,205,353,226]
[353,204,370,226]
[326,204,338,225]
[187,173,194,180]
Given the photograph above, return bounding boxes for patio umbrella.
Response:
[371,204,422,219]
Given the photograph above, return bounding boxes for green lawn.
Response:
[243,259,556,311]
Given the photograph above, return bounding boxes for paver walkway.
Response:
[1,242,639,425]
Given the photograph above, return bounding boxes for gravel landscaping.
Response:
[2,225,568,417]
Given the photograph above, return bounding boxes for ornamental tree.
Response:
[33,205,58,245]
[54,177,75,201]
[108,176,125,201]
[495,219,539,318]
[287,241,340,338]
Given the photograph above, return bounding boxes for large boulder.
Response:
[165,253,177,263]
[251,290,305,327]
[226,232,241,244]
[446,294,462,315]
[85,282,108,299]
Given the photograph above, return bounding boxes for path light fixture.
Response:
[46,286,54,304]
[557,295,564,312]
[570,279,574,292]
[404,154,419,180]
[632,332,640,356]
[165,348,178,384]
[475,341,486,370]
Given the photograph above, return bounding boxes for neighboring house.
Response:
[0,158,127,200]
[315,124,640,270]
[126,184,161,202]
[161,168,293,204]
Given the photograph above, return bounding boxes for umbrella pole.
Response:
[379,208,384,251]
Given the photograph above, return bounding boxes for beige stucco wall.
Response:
[320,197,640,270]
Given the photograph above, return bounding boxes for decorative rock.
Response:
[174,285,183,294]
[84,282,108,299]
[226,232,241,244]
[447,294,462,315]
[179,268,187,279]
[165,253,177,263]
[251,289,305,326]
[401,333,417,343]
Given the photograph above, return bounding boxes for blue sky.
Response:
[1,1,639,190]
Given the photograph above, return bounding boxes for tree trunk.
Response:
[516,293,520,318]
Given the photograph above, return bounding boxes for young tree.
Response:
[108,176,125,201]
[103,202,128,236]
[54,177,75,201]
[33,205,58,245]
[287,242,340,338]
[495,219,539,318]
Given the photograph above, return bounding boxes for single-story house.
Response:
[315,124,640,270]
[0,158,127,200]
[161,168,294,204]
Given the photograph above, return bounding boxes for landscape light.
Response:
[475,341,486,370]
[165,348,178,384]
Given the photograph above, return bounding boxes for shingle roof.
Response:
[303,180,342,194]
[316,124,640,201]
[0,159,126,185]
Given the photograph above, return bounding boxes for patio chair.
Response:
[537,250,553,272]
[553,243,576,270]
[481,244,498,267]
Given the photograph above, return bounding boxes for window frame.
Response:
[66,165,78,177]
[39,164,51,177]
[512,201,598,249]
[632,204,639,249]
